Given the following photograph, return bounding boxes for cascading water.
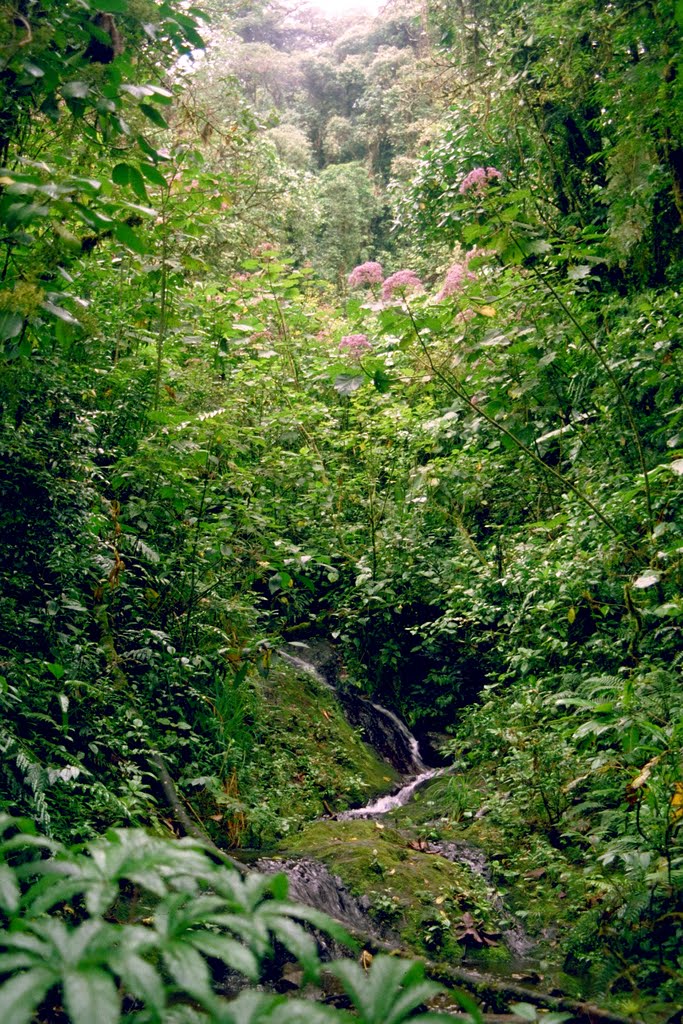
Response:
[277,645,427,775]
[278,643,443,817]
[369,702,426,773]
[337,767,441,819]
[261,645,535,968]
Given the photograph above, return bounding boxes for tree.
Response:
[314,162,380,282]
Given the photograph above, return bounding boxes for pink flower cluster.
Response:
[339,334,372,359]
[435,262,476,302]
[459,166,503,195]
[435,247,495,303]
[348,261,384,288]
[382,269,423,302]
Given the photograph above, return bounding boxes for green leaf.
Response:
[95,0,128,10]
[112,163,148,200]
[266,917,320,982]
[139,105,169,129]
[112,952,166,1016]
[510,1003,539,1022]
[41,301,79,325]
[126,165,149,201]
[162,943,211,999]
[6,202,50,226]
[112,163,131,187]
[189,932,259,980]
[62,81,90,99]
[64,969,120,1024]
[0,969,55,1024]
[147,86,174,105]
[267,1001,350,1023]
[139,163,168,188]
[567,265,591,281]
[373,368,391,394]
[212,990,283,1023]
[0,311,24,342]
[334,374,364,395]
[114,221,147,254]
[0,863,20,913]
[676,0,683,28]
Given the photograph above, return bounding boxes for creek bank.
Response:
[277,817,533,964]
[252,653,655,1023]
[269,649,534,967]
[238,657,647,1022]
[278,645,427,775]
[239,657,399,844]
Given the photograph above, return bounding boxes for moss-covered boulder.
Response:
[279,819,506,964]
[241,661,398,845]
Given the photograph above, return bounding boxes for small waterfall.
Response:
[277,645,427,776]
[370,701,426,773]
[338,768,441,819]
[277,649,335,690]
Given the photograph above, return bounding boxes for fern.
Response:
[14,752,51,835]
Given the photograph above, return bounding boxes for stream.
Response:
[262,647,535,962]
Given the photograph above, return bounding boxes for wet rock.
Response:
[336,689,426,774]
[435,841,534,959]
[256,856,380,939]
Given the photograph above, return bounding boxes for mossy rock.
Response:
[279,818,503,961]
[242,662,399,844]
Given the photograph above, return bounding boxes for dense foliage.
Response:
[1,0,682,1018]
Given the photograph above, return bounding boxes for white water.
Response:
[338,768,442,819]
[277,645,437,815]
[277,649,335,689]
[369,701,426,773]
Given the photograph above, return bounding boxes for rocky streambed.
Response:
[239,648,637,1023]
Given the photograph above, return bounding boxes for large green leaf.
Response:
[112,163,131,187]
[63,969,120,1024]
[189,931,259,980]
[111,951,166,1018]
[334,374,364,395]
[0,862,20,912]
[0,969,55,1024]
[162,943,211,1000]
[62,81,90,99]
[139,104,169,129]
[0,311,24,342]
[139,163,168,188]
[114,221,147,254]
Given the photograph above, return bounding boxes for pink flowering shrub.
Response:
[339,334,372,359]
[459,166,502,195]
[348,261,384,288]
[381,270,423,302]
[435,247,495,302]
[434,262,476,302]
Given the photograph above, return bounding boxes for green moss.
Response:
[242,663,398,844]
[279,818,503,961]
